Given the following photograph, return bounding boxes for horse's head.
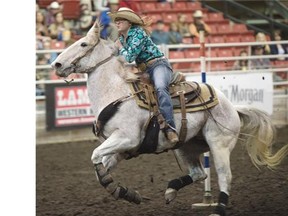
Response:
[51,21,116,78]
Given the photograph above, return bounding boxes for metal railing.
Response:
[36,40,288,124]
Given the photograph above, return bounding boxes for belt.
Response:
[146,56,166,66]
[137,56,166,72]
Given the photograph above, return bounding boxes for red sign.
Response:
[54,86,94,126]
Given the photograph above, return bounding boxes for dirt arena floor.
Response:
[36,126,288,216]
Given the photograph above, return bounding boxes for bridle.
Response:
[70,39,115,74]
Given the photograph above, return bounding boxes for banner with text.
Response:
[45,82,94,130]
[186,72,273,114]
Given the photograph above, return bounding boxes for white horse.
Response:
[51,22,288,216]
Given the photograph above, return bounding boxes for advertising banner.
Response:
[45,82,94,130]
[186,71,273,114]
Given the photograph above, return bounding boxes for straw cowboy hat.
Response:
[193,10,203,18]
[107,7,144,25]
[48,1,61,9]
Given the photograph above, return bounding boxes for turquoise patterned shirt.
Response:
[119,25,164,65]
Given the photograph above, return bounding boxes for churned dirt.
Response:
[36,126,288,216]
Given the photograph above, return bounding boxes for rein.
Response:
[70,39,115,75]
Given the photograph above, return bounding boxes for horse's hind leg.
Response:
[205,127,239,216]
[165,137,209,203]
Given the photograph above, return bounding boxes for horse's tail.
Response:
[235,105,288,169]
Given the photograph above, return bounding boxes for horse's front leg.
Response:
[91,130,142,204]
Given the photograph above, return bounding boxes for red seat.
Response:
[241,34,255,42]
[163,13,178,23]
[233,47,249,56]
[182,13,193,23]
[186,2,202,11]
[193,37,209,44]
[182,37,193,44]
[172,2,187,10]
[169,51,185,59]
[149,14,163,23]
[59,0,80,19]
[210,62,226,71]
[273,60,288,67]
[155,2,171,11]
[217,48,234,57]
[141,2,156,12]
[191,62,201,72]
[170,50,193,71]
[184,49,201,58]
[206,49,218,57]
[225,34,241,43]
[38,0,54,8]
[232,24,248,33]
[208,12,224,22]
[209,35,225,43]
[217,24,232,34]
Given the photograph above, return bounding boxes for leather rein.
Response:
[70,39,115,74]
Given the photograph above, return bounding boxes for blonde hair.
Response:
[133,16,153,35]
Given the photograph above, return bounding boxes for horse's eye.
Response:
[81,42,88,47]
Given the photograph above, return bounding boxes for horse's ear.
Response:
[87,19,102,38]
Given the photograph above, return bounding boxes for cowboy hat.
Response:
[48,1,61,9]
[107,7,144,25]
[193,10,203,18]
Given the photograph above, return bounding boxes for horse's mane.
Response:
[116,56,139,82]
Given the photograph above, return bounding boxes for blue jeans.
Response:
[146,58,176,130]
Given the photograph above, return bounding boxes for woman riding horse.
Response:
[109,7,179,144]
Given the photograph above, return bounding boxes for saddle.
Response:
[129,72,219,114]
[127,71,219,152]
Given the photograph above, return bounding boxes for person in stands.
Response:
[232,50,250,71]
[270,29,288,61]
[151,20,170,45]
[189,10,211,38]
[108,7,179,144]
[250,45,270,70]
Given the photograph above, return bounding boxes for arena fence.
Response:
[36,41,288,126]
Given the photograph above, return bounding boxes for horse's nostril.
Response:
[55,62,62,68]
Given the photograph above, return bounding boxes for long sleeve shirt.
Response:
[119,25,164,65]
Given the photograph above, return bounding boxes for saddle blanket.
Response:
[129,81,219,113]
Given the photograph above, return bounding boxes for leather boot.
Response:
[166,129,179,144]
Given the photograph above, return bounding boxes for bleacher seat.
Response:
[186,1,202,11]
[210,62,227,71]
[208,12,224,22]
[182,37,193,44]
[172,2,187,11]
[163,13,178,23]
[184,49,201,58]
[193,37,209,44]
[191,62,201,72]
[155,2,172,11]
[216,24,233,34]
[149,14,163,23]
[209,35,225,43]
[217,48,234,57]
[232,24,248,32]
[225,34,241,43]
[169,50,185,59]
[233,46,249,56]
[206,49,218,57]
[141,2,156,12]
[58,0,80,19]
[240,33,255,42]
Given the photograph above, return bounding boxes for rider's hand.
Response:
[115,39,123,50]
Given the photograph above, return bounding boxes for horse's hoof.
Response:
[209,214,220,216]
[165,188,177,204]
